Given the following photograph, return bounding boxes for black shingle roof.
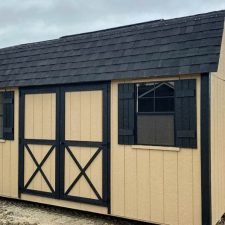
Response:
[0,10,225,87]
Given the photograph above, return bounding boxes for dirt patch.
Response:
[0,198,148,225]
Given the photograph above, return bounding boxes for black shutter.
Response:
[3,91,14,140]
[118,83,135,145]
[175,79,197,148]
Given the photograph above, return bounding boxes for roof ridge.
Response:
[60,19,164,39]
[60,9,225,40]
[0,9,224,52]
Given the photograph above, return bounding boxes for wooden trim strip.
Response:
[201,73,211,225]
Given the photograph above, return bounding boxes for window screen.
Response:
[0,93,3,139]
[137,82,175,146]
[137,115,174,146]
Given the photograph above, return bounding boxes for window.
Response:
[118,80,197,148]
[137,82,175,146]
[0,93,3,139]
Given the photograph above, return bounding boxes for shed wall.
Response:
[0,88,19,198]
[211,21,225,225]
[111,75,202,225]
[0,76,202,224]
[210,74,225,224]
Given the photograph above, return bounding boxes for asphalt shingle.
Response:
[0,10,224,87]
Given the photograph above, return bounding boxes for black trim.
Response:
[64,144,102,199]
[175,79,197,148]
[24,144,55,192]
[3,91,14,140]
[201,73,211,225]
[64,140,102,147]
[18,91,25,198]
[118,83,135,145]
[59,86,65,200]
[24,139,56,145]
[21,189,56,198]
[106,83,111,214]
[55,87,61,199]
[62,195,108,207]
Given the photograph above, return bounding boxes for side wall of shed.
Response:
[0,88,19,198]
[110,75,202,225]
[211,21,225,225]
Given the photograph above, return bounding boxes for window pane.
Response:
[137,82,175,113]
[155,82,174,97]
[138,83,155,98]
[155,97,174,112]
[137,115,174,146]
[138,98,154,112]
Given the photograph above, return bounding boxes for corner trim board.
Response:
[201,73,211,225]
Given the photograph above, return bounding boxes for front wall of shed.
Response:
[0,88,19,198]
[111,75,202,225]
[0,76,202,224]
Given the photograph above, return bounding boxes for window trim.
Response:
[131,144,180,152]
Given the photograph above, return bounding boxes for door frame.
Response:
[18,82,110,208]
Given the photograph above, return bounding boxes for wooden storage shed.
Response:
[0,9,225,225]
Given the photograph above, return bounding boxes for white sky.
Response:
[0,0,225,48]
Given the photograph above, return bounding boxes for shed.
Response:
[0,9,225,225]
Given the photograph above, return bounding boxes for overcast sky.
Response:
[0,0,225,48]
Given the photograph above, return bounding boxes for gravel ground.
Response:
[216,214,225,225]
[0,198,149,225]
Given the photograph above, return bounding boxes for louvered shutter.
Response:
[175,79,197,148]
[3,91,14,140]
[118,83,135,145]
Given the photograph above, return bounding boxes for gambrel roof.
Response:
[0,10,225,87]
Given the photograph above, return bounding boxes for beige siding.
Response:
[111,75,202,225]
[211,75,225,224]
[64,90,103,201]
[25,93,56,140]
[0,88,19,198]
[24,93,56,193]
[210,21,225,225]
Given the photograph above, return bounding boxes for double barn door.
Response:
[19,83,110,207]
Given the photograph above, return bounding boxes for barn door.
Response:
[19,87,60,198]
[60,84,110,206]
[19,84,110,207]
